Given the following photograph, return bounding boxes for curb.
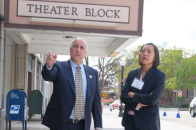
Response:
[159,107,189,111]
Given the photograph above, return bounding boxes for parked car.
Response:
[189,97,196,117]
[111,100,125,110]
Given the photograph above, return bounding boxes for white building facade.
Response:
[0,0,144,129]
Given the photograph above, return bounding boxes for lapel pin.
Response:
[89,75,92,78]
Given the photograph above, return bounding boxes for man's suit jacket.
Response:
[41,60,102,130]
[121,67,165,130]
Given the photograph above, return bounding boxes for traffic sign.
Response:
[103,93,107,99]
[103,93,107,97]
[178,91,182,97]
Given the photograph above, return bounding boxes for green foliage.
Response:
[116,43,196,91]
[104,101,113,105]
[158,46,196,90]
[115,47,141,83]
[181,103,189,108]
[176,95,186,102]
[159,105,176,108]
[111,43,196,107]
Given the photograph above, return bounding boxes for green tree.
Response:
[114,43,196,104]
[158,46,196,90]
[114,48,140,85]
[158,46,196,105]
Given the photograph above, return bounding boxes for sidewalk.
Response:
[10,109,123,130]
[10,114,49,130]
[100,108,123,130]
[10,107,196,130]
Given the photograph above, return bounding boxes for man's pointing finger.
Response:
[48,51,53,56]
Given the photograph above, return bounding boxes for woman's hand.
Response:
[140,103,148,107]
[136,103,148,110]
[128,91,135,98]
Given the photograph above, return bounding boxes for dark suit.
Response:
[41,60,102,130]
[121,67,165,130]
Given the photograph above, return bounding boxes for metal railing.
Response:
[159,101,176,108]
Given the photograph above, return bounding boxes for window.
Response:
[28,57,32,72]
[187,89,191,99]
[194,97,196,103]
[36,63,40,89]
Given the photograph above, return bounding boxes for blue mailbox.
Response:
[6,89,28,130]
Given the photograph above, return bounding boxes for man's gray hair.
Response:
[70,38,88,51]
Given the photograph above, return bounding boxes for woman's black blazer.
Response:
[121,67,166,130]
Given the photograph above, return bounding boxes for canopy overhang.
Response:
[4,0,143,57]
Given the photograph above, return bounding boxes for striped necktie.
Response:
[74,66,85,120]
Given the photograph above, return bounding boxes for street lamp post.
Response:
[118,57,126,117]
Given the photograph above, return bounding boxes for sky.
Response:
[128,0,196,50]
[57,0,196,61]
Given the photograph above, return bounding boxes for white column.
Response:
[32,57,37,90]
[3,36,15,108]
[0,22,4,109]
[0,22,5,130]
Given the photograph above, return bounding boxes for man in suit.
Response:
[41,38,102,130]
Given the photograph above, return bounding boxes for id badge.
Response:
[131,77,144,90]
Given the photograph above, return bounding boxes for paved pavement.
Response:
[9,106,196,130]
[7,118,49,130]
[102,107,196,130]
[160,110,196,129]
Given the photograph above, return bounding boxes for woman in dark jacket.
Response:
[121,43,166,130]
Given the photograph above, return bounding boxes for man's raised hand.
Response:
[46,51,57,68]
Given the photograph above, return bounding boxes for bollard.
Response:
[163,107,167,116]
[176,108,180,118]
[109,104,112,111]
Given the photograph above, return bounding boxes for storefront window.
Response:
[28,57,32,72]
[187,88,190,99]
[36,62,40,90]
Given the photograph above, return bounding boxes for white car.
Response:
[189,97,196,117]
[111,100,125,110]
